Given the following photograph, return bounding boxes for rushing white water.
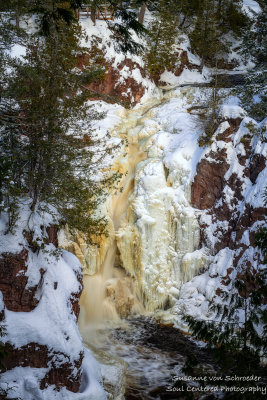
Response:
[82,319,185,400]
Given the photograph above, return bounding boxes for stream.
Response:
[82,316,214,400]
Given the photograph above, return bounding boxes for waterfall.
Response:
[59,87,211,324]
[79,142,147,323]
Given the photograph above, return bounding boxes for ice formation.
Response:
[60,86,214,320]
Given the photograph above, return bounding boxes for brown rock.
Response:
[0,235,83,393]
[46,226,59,247]
[158,50,201,85]
[70,291,80,320]
[79,49,202,104]
[83,58,145,106]
[192,119,244,210]
[216,118,242,142]
[2,343,83,392]
[249,154,266,184]
[191,156,229,210]
[0,250,44,312]
[192,116,266,295]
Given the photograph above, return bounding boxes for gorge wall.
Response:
[174,110,267,325]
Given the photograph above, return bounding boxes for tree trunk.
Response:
[91,5,96,24]
[16,4,20,29]
[200,57,204,73]
[179,14,187,28]
[138,2,146,24]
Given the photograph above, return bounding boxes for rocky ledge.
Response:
[0,224,87,398]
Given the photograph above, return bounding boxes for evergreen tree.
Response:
[1,0,153,240]
[144,0,180,77]
[189,0,226,70]
[198,71,230,146]
[143,0,249,75]
[240,0,267,121]
[0,1,120,240]
[80,0,148,53]
[189,0,248,69]
[184,270,267,397]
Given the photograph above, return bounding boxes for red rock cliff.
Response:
[0,226,84,397]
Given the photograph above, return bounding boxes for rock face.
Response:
[78,47,200,107]
[2,343,83,392]
[78,53,148,106]
[192,119,243,211]
[157,49,201,85]
[174,113,266,325]
[192,117,266,264]
[0,250,41,312]
[0,225,85,397]
[86,59,146,106]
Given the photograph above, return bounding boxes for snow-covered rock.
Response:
[0,208,106,399]
[174,114,266,328]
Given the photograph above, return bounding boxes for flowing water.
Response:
[75,87,214,399]
[81,316,213,400]
[79,94,169,323]
[59,77,252,399]
[76,92,188,399]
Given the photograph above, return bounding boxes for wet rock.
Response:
[105,277,135,319]
[100,358,126,400]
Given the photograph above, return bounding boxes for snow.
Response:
[171,104,266,328]
[0,204,106,399]
[0,367,48,400]
[242,0,262,17]
[115,81,214,311]
[219,105,247,119]
[82,64,267,329]
[85,61,265,328]
[0,292,4,313]
[0,203,57,255]
[8,43,26,59]
[79,17,159,104]
[90,100,124,139]
[187,51,201,66]
[88,70,266,321]
[4,250,81,356]
[160,68,209,87]
[0,350,105,399]
[77,349,106,400]
[1,5,266,395]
